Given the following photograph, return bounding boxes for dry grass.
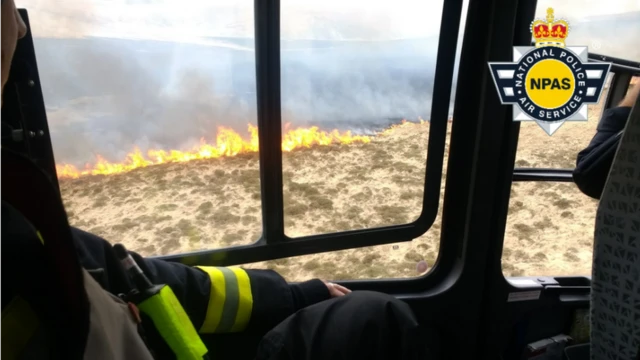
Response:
[60,95,611,280]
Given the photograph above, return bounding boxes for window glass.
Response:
[502,182,598,277]
[279,0,457,237]
[504,77,637,277]
[243,123,452,281]
[28,0,466,278]
[534,1,640,62]
[245,0,465,280]
[26,0,262,256]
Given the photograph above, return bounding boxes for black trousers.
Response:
[254,291,434,360]
[205,291,436,360]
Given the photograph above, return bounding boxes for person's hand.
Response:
[619,82,640,107]
[322,280,351,297]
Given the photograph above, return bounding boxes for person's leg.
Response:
[255,291,438,360]
[200,331,266,360]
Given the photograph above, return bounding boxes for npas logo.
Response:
[488,8,611,135]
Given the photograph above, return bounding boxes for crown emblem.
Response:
[530,8,570,48]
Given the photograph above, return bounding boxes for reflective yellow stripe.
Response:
[196,266,226,333]
[196,266,253,333]
[229,267,253,332]
[36,231,44,245]
[2,296,39,360]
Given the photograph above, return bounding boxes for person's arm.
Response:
[193,265,330,335]
[71,227,332,335]
[576,107,631,166]
[576,83,638,167]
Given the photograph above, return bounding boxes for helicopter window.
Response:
[242,0,467,281]
[26,0,466,275]
[504,74,638,277]
[501,2,640,277]
[502,181,598,277]
[280,0,448,237]
[502,74,610,276]
[27,0,263,256]
[503,2,639,278]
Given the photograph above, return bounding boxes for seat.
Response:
[590,92,640,360]
[0,147,89,358]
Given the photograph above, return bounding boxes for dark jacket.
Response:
[576,107,631,165]
[73,227,330,358]
[72,227,330,358]
[574,106,631,199]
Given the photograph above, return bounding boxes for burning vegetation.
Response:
[56,123,376,179]
[56,119,425,179]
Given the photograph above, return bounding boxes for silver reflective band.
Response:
[215,267,240,333]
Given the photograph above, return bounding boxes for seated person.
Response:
[1,1,435,359]
[574,81,639,199]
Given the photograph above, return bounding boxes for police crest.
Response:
[488,8,611,135]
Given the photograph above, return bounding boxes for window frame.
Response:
[157,0,465,267]
[1,10,60,192]
[477,50,640,360]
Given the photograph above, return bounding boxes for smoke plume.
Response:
[20,1,640,167]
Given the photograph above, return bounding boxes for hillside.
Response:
[60,100,607,281]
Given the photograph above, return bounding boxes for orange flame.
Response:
[56,124,373,179]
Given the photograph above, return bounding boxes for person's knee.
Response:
[332,290,416,323]
[322,291,428,358]
[342,290,396,302]
[257,290,433,360]
[332,290,403,307]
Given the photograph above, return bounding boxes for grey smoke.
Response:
[34,10,639,167]
[38,36,441,167]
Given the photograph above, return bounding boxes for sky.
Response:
[15,0,639,49]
